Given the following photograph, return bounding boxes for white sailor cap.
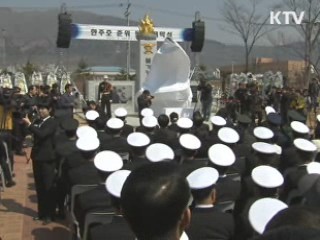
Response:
[177,117,193,129]
[76,136,100,151]
[94,150,123,172]
[180,232,189,240]
[251,165,284,188]
[312,140,320,152]
[146,143,174,162]
[85,110,99,121]
[179,133,201,150]
[290,121,309,134]
[317,114,320,123]
[307,162,320,174]
[105,169,131,198]
[253,127,274,140]
[218,127,240,144]
[252,142,277,155]
[142,116,158,128]
[210,116,226,127]
[208,144,235,166]
[76,126,98,138]
[293,138,317,152]
[248,198,288,234]
[127,132,150,147]
[106,118,124,129]
[273,144,282,155]
[114,107,128,117]
[265,106,276,115]
[187,167,219,190]
[141,108,154,117]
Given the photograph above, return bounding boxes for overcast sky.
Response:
[0,0,297,45]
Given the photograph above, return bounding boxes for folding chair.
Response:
[227,173,241,182]
[82,211,115,240]
[70,184,98,240]
[216,200,235,213]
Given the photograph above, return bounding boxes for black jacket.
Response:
[29,117,57,162]
[187,207,234,240]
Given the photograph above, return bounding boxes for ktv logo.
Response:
[270,11,307,25]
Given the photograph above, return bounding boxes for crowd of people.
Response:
[2,78,320,240]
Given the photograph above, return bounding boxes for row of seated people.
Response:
[51,105,320,240]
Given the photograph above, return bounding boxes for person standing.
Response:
[22,100,57,224]
[98,75,113,119]
[56,83,75,121]
[197,79,213,121]
[137,90,153,124]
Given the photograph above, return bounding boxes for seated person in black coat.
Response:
[153,114,177,148]
[168,111,179,133]
[208,143,241,203]
[135,115,158,142]
[114,107,134,138]
[55,118,79,218]
[125,132,150,170]
[74,150,124,235]
[280,138,317,202]
[121,162,191,240]
[178,134,207,177]
[68,134,101,188]
[100,118,129,153]
[186,167,234,240]
[234,165,284,240]
[89,169,134,240]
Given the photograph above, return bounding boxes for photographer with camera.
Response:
[137,89,154,123]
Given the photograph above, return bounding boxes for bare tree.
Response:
[222,0,271,72]
[282,0,320,83]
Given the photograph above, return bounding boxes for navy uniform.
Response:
[186,167,235,240]
[136,116,159,142]
[208,143,241,203]
[68,132,101,187]
[74,151,123,234]
[179,134,206,177]
[188,207,234,240]
[235,166,284,240]
[55,118,79,217]
[114,107,134,138]
[100,118,129,153]
[88,169,134,240]
[125,132,151,170]
[153,127,177,149]
[89,216,135,240]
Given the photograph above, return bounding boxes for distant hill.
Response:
[0,8,303,71]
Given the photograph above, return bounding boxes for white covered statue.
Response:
[140,38,192,116]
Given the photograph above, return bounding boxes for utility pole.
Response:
[125,0,131,80]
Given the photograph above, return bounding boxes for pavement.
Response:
[0,148,71,240]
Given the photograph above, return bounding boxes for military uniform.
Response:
[88,216,135,240]
[74,184,113,234]
[187,206,234,240]
[216,175,241,203]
